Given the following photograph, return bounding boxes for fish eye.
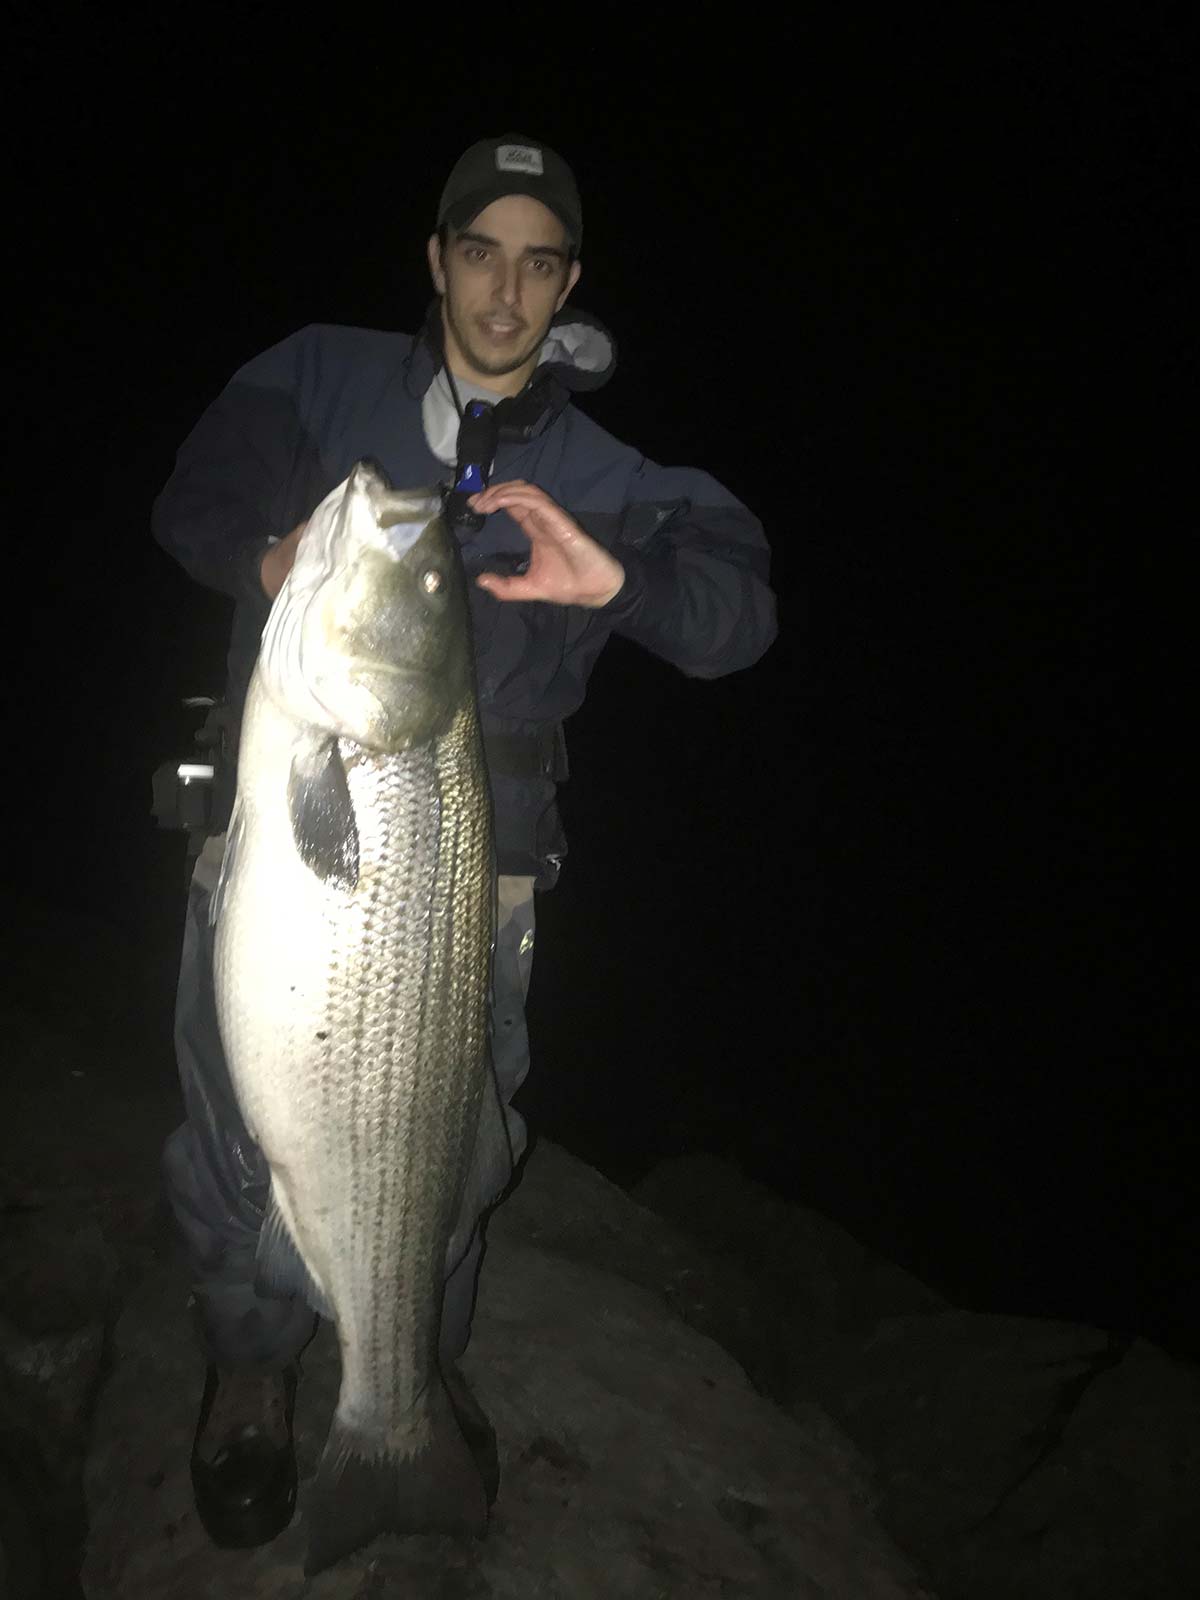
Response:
[421,568,443,595]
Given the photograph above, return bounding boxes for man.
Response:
[154,132,776,1549]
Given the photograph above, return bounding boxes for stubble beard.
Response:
[443,292,549,382]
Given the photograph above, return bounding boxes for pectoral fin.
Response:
[288,738,359,890]
[256,1185,335,1320]
[208,802,244,929]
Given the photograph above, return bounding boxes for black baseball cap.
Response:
[437,133,582,254]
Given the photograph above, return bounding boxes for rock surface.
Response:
[80,1140,933,1598]
[634,1152,1200,1600]
[1,922,170,1600]
[6,917,1197,1599]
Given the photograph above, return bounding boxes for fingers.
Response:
[469,478,533,509]
[476,573,539,602]
[469,482,565,526]
[472,497,581,554]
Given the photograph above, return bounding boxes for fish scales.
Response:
[211,465,496,1572]
[328,720,491,1425]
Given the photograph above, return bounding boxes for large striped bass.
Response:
[211,460,498,1573]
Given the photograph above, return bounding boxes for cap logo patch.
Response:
[496,144,544,175]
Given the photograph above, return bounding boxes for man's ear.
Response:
[556,257,582,312]
[427,234,446,295]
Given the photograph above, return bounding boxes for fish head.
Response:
[260,462,473,751]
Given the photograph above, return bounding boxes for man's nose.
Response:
[495,261,522,307]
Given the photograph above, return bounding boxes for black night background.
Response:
[6,0,1189,1434]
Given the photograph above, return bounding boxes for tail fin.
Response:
[303,1379,488,1575]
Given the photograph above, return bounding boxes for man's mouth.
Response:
[480,317,524,339]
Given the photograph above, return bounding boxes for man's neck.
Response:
[442,362,509,404]
[445,355,529,400]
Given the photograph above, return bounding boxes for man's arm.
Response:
[470,464,777,680]
[151,331,325,603]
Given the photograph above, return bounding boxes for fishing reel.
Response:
[151,697,238,871]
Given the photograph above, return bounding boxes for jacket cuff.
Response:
[594,548,670,631]
[598,544,681,643]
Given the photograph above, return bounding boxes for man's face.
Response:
[428,195,582,391]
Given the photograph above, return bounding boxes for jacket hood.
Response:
[533,305,615,393]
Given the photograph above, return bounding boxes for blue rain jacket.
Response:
[152,302,777,883]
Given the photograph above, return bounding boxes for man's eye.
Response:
[465,247,488,263]
[529,259,552,274]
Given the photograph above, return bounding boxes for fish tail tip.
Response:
[303,1406,488,1575]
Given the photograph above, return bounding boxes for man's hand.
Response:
[260,520,308,600]
[468,482,625,608]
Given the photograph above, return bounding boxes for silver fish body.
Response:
[211,462,497,1572]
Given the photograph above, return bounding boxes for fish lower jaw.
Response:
[345,658,429,683]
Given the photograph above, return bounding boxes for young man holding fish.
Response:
[154,133,776,1563]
